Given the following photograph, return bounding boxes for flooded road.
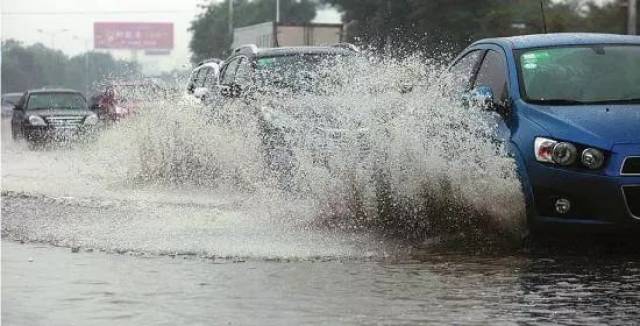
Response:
[4,117,640,326]
[4,240,640,325]
[1,61,639,325]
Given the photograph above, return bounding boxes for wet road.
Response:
[3,112,640,326]
[4,240,640,325]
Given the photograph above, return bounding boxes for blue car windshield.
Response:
[27,93,87,110]
[518,45,640,104]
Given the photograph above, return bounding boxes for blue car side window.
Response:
[474,50,511,144]
[449,50,483,94]
[474,50,508,102]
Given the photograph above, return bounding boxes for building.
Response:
[232,22,343,49]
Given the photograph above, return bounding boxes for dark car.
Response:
[11,89,99,142]
[2,92,23,118]
[449,33,640,234]
[216,43,360,173]
[218,44,358,97]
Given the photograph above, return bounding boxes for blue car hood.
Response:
[521,103,640,149]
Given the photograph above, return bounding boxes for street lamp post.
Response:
[629,0,637,35]
[229,0,234,37]
[73,35,92,95]
[37,28,69,49]
[37,28,70,88]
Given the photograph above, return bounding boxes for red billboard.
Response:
[94,22,174,50]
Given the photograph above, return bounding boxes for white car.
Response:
[187,59,223,102]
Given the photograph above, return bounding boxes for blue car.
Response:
[449,33,640,234]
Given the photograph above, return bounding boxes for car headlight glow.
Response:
[84,114,99,126]
[552,142,578,166]
[28,115,46,126]
[581,148,604,170]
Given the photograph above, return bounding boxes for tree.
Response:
[324,0,636,56]
[189,0,317,64]
[582,0,632,34]
[1,39,139,94]
[323,0,514,55]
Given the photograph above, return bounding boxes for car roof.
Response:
[197,58,223,66]
[193,62,220,71]
[27,88,83,95]
[256,46,355,58]
[473,33,640,50]
[2,92,23,97]
[230,45,355,60]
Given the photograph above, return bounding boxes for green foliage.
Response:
[324,0,636,55]
[1,39,139,95]
[189,0,317,63]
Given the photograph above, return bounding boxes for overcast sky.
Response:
[1,0,341,72]
[1,0,615,73]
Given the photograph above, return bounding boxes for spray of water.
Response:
[2,51,526,258]
[83,52,526,245]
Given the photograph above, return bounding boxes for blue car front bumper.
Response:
[527,145,640,233]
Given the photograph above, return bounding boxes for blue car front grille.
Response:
[621,157,640,175]
[623,186,640,218]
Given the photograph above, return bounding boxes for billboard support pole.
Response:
[131,49,139,71]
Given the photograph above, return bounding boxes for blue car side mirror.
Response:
[464,86,511,115]
[469,86,496,110]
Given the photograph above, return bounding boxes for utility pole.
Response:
[37,28,69,85]
[276,0,281,23]
[228,0,234,38]
[629,0,637,35]
[73,35,91,95]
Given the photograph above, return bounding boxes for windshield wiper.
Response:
[529,98,640,105]
[528,99,587,105]
[587,98,640,104]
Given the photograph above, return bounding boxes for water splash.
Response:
[2,52,526,258]
[88,53,526,244]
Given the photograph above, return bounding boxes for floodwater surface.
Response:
[2,58,639,325]
[4,240,640,325]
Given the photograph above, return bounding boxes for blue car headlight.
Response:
[551,142,578,166]
[581,148,605,170]
[534,137,605,170]
[534,137,577,165]
[534,137,557,163]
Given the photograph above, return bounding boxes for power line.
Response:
[1,10,196,16]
